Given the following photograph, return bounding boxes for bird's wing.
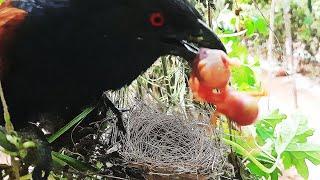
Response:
[0,0,27,79]
[10,0,70,14]
[0,1,27,46]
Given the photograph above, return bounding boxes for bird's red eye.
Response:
[149,12,165,27]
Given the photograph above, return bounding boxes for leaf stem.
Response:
[223,138,280,174]
[0,80,14,132]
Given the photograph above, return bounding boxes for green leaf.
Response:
[52,151,97,172]
[274,117,299,155]
[305,152,320,165]
[263,110,287,128]
[292,151,307,159]
[48,107,94,143]
[0,128,17,152]
[229,42,248,59]
[295,114,309,135]
[281,151,320,179]
[246,161,268,177]
[244,18,255,36]
[282,152,293,169]
[274,112,320,179]
[270,168,281,180]
[246,161,281,179]
[286,142,320,152]
[256,123,273,144]
[255,110,287,143]
[295,158,309,179]
[225,132,259,156]
[230,17,236,25]
[293,129,314,143]
[231,65,256,91]
[255,18,268,36]
[303,16,313,25]
[290,113,315,144]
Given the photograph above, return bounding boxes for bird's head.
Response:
[118,0,226,63]
[137,0,226,61]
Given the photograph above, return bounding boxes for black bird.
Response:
[0,0,226,178]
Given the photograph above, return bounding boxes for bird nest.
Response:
[119,101,234,178]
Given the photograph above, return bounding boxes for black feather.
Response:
[0,0,225,177]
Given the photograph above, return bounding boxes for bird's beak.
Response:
[165,19,226,64]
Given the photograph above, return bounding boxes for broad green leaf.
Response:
[231,65,256,91]
[282,152,293,169]
[292,129,314,143]
[221,33,241,44]
[274,117,299,155]
[286,142,320,152]
[292,151,307,159]
[295,114,309,135]
[244,19,255,36]
[255,110,287,143]
[290,113,315,144]
[255,18,268,36]
[295,158,309,179]
[262,110,287,128]
[229,42,248,59]
[270,168,281,180]
[275,112,320,179]
[306,152,320,165]
[303,16,313,25]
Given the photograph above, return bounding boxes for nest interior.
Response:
[119,101,234,179]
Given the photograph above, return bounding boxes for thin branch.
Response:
[252,0,284,60]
